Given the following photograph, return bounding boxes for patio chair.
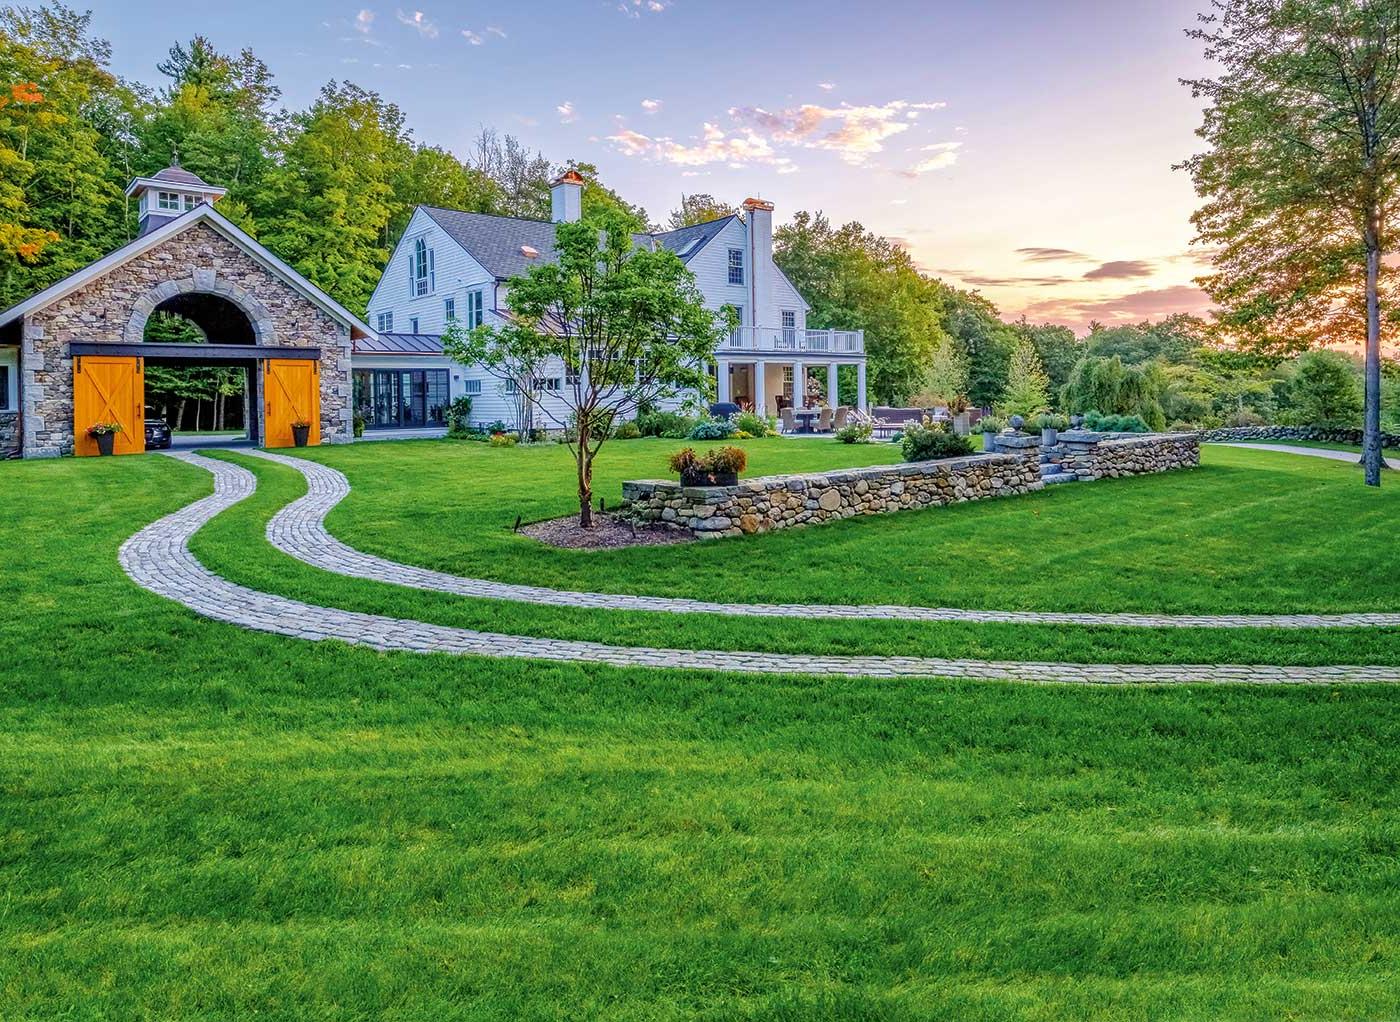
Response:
[833,406,850,430]
[779,407,796,434]
[817,407,834,432]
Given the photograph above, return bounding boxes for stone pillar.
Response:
[856,362,867,411]
[793,360,806,407]
[753,361,766,416]
[716,360,730,404]
[827,363,839,407]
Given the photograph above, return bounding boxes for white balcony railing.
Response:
[722,326,864,356]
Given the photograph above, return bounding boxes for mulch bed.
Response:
[519,513,694,550]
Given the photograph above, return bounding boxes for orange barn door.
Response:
[73,355,145,457]
[263,358,320,448]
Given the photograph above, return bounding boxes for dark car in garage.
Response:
[144,417,172,450]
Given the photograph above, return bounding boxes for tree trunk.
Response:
[215,389,225,431]
[1364,221,1383,487]
[175,399,186,431]
[577,423,593,528]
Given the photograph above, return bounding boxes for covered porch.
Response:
[717,356,868,423]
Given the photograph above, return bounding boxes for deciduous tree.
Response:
[443,212,728,527]
[1183,0,1400,483]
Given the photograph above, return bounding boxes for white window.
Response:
[408,316,419,333]
[182,194,199,210]
[532,377,562,392]
[463,378,482,395]
[728,304,745,345]
[410,237,435,297]
[728,248,744,285]
[504,379,519,395]
[376,311,393,332]
[444,297,456,322]
[0,364,9,410]
[466,289,484,328]
[565,369,581,387]
[157,191,181,211]
[782,365,794,399]
[782,309,797,347]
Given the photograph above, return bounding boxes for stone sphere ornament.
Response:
[1009,414,1025,432]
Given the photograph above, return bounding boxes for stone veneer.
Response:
[20,221,352,457]
[0,410,18,458]
[622,450,1044,539]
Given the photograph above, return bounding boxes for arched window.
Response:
[410,237,434,297]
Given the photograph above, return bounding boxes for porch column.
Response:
[826,363,839,406]
[793,360,806,407]
[753,361,767,416]
[716,360,731,404]
[856,362,868,411]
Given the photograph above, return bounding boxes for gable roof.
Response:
[420,206,741,281]
[0,204,375,339]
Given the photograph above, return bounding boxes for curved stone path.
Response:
[242,447,1400,630]
[117,451,1400,685]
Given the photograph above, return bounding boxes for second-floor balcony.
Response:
[722,326,865,356]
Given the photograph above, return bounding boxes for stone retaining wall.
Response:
[623,451,1042,539]
[1199,424,1400,448]
[0,411,18,458]
[1059,431,1200,480]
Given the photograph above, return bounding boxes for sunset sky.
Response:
[92,0,1219,335]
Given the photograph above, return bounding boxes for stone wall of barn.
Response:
[20,221,352,457]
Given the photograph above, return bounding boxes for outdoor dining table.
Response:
[793,409,818,434]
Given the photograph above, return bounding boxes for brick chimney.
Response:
[551,170,584,223]
[743,197,774,328]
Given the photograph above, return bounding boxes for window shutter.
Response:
[407,253,413,298]
[428,249,436,292]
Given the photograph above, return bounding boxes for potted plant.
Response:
[291,419,312,447]
[87,421,122,456]
[668,445,748,486]
[949,394,972,436]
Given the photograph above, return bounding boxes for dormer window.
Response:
[157,192,182,211]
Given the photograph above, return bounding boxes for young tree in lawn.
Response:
[444,211,728,527]
[1183,0,1400,484]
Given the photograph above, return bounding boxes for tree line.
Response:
[2,2,1394,443]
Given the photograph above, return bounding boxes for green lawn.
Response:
[282,437,1400,615]
[2,448,1399,1020]
[193,449,1400,666]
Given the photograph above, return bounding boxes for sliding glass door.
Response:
[354,369,449,429]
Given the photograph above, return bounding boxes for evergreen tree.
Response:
[999,334,1051,417]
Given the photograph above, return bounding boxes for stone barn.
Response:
[0,165,370,458]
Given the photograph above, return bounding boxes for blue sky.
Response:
[91,0,1216,332]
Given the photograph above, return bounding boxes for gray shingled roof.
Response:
[421,207,738,280]
[152,165,213,187]
[355,331,443,354]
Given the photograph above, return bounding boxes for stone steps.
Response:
[1041,471,1078,485]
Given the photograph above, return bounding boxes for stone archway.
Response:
[123,270,277,346]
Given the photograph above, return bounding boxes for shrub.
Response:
[488,432,517,448]
[614,420,641,439]
[353,414,365,439]
[975,415,1006,435]
[486,420,508,435]
[668,447,699,474]
[901,417,973,461]
[1030,412,1069,433]
[1081,410,1149,433]
[689,416,736,440]
[733,410,776,437]
[834,420,874,444]
[636,410,696,438]
[445,396,474,436]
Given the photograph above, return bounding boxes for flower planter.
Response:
[292,424,311,448]
[1041,427,1058,446]
[680,470,738,487]
[95,432,115,457]
[982,431,998,452]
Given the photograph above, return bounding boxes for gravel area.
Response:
[519,512,695,549]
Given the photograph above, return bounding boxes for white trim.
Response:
[0,205,375,339]
[124,175,228,200]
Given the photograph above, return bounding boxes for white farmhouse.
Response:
[358,172,867,432]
